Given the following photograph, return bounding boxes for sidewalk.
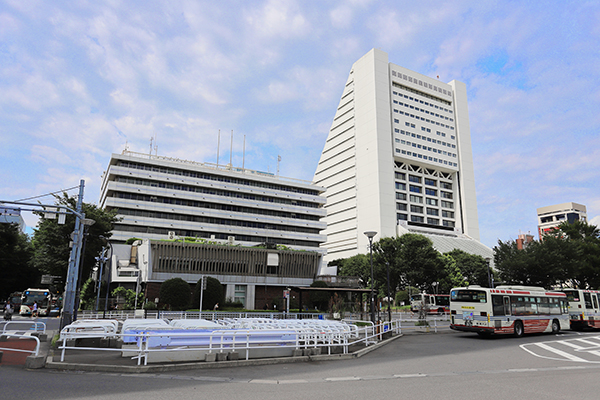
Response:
[43,332,403,373]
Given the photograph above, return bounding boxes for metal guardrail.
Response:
[78,310,327,320]
[2,320,46,335]
[56,318,405,366]
[0,320,46,358]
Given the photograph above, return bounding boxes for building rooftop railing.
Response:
[120,150,315,186]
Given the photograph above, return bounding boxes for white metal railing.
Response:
[0,333,41,357]
[77,310,326,321]
[0,320,44,358]
[55,317,447,366]
[56,318,400,366]
[2,320,46,335]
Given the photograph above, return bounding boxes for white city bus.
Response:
[410,293,450,315]
[20,288,52,316]
[562,289,600,330]
[450,285,569,336]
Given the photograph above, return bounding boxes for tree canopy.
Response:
[495,221,600,289]
[160,277,192,310]
[31,193,120,285]
[0,223,38,299]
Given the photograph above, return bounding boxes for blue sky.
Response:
[1,1,600,249]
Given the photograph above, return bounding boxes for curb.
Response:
[44,334,403,374]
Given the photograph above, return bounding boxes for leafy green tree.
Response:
[31,193,120,285]
[159,277,192,310]
[112,286,144,310]
[336,254,370,285]
[0,223,38,299]
[551,221,600,288]
[443,249,489,287]
[373,234,445,293]
[439,254,466,293]
[192,276,224,310]
[78,277,97,310]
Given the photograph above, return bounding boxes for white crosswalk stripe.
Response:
[521,335,600,363]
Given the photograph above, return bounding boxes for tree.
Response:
[0,223,38,299]
[192,276,223,310]
[373,234,445,293]
[336,254,370,285]
[438,254,466,293]
[31,193,120,286]
[443,249,489,287]
[78,277,96,310]
[159,278,192,310]
[551,221,600,288]
[112,286,144,310]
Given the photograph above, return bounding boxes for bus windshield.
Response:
[451,289,487,303]
[21,290,50,307]
[562,290,580,302]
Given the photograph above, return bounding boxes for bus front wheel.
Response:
[514,321,524,337]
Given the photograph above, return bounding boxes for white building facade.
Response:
[100,151,326,252]
[315,49,487,268]
[537,202,587,238]
[98,151,328,308]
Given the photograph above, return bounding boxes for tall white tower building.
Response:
[315,48,486,266]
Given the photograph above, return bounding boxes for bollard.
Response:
[25,355,46,369]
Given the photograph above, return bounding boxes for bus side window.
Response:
[584,293,593,309]
[593,294,599,310]
[538,297,549,314]
[491,295,504,316]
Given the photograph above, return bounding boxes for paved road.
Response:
[5,329,600,400]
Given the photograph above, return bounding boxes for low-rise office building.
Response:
[99,150,327,308]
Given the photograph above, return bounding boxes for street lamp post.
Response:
[485,257,493,288]
[364,231,377,324]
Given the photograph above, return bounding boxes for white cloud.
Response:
[244,0,310,39]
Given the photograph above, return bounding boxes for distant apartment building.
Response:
[314,48,491,270]
[516,233,535,250]
[98,151,327,308]
[537,202,587,239]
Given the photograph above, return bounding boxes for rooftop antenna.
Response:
[277,155,281,176]
[149,137,153,157]
[153,133,158,156]
[216,129,221,166]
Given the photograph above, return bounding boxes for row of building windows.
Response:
[115,160,321,197]
[395,149,458,167]
[395,130,456,149]
[396,213,455,227]
[394,110,454,131]
[396,139,457,158]
[391,80,452,106]
[111,191,321,221]
[114,224,321,248]
[396,192,454,209]
[114,176,320,209]
[396,182,454,199]
[394,173,453,190]
[394,101,454,123]
[118,208,322,235]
